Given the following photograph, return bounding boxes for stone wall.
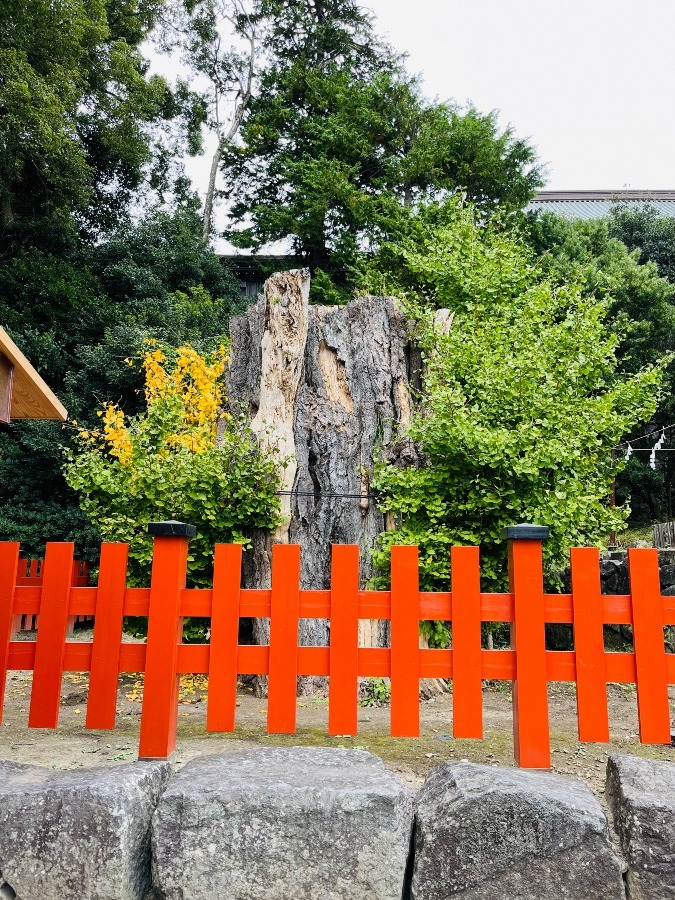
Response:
[596,549,675,596]
[1,748,673,899]
[556,549,675,652]
[560,548,675,596]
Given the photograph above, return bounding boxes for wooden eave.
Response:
[0,327,67,421]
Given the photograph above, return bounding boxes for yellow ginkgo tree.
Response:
[65,341,281,586]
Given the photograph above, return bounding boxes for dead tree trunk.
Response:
[227,270,417,694]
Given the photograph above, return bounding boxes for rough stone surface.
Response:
[411,761,625,900]
[0,759,171,900]
[152,747,413,900]
[606,754,675,899]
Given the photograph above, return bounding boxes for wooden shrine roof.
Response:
[0,327,67,421]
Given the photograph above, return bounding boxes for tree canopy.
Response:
[0,0,186,247]
[525,210,675,523]
[3,0,672,565]
[220,0,543,288]
[361,202,663,604]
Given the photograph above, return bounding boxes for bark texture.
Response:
[227,271,416,692]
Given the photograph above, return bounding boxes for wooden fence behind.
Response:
[0,521,673,769]
[14,556,90,633]
[653,520,675,549]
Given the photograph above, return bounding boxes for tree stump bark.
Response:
[227,269,446,697]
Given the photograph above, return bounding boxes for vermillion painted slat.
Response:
[452,546,483,739]
[28,542,75,728]
[138,533,190,758]
[86,544,128,730]
[628,548,671,743]
[0,543,19,720]
[267,544,301,734]
[206,543,242,732]
[391,545,421,737]
[571,548,610,742]
[328,544,360,736]
[509,537,550,769]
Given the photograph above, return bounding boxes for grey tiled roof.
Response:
[526,190,675,219]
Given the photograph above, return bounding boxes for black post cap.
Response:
[501,524,550,542]
[147,520,197,539]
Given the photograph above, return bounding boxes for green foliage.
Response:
[525,210,675,524]
[525,212,675,378]
[309,269,350,305]
[358,677,391,708]
[609,203,675,283]
[65,418,281,586]
[222,0,543,281]
[364,202,665,600]
[0,0,189,245]
[0,205,243,554]
[64,347,282,586]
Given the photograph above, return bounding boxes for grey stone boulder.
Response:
[606,754,675,899]
[152,747,413,900]
[411,761,625,900]
[0,759,171,900]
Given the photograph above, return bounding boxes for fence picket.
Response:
[28,542,75,728]
[328,544,360,736]
[628,548,671,744]
[391,545,421,737]
[86,543,129,730]
[451,546,483,739]
[206,543,242,733]
[138,532,190,758]
[0,543,19,721]
[267,544,301,734]
[570,547,610,742]
[509,537,550,768]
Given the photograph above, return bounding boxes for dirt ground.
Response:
[2,628,673,800]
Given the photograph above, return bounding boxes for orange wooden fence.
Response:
[14,556,90,633]
[0,521,673,768]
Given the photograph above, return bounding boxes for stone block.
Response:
[0,759,171,900]
[411,761,625,900]
[600,558,630,594]
[606,754,675,899]
[660,565,675,589]
[152,747,413,900]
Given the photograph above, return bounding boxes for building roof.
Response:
[0,327,67,421]
[222,255,305,277]
[526,190,675,219]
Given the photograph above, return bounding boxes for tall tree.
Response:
[362,202,663,598]
[0,0,244,556]
[220,0,543,278]
[159,0,258,238]
[0,0,185,250]
[526,211,675,523]
[608,203,675,286]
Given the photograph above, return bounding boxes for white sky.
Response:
[368,0,675,189]
[157,0,675,241]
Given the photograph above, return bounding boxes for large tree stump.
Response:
[228,270,420,694]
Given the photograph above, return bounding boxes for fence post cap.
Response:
[501,523,550,541]
[147,520,197,539]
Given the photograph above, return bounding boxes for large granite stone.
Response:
[0,759,171,900]
[152,747,413,900]
[411,761,625,900]
[606,754,675,899]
